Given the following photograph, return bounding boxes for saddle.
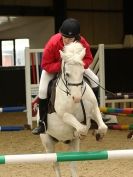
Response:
[47,77,57,114]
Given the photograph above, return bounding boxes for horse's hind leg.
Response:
[53,162,62,177]
[69,138,80,177]
[40,133,55,152]
[40,134,62,177]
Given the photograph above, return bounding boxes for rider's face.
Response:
[62,36,75,46]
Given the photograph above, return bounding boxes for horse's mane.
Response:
[61,42,86,65]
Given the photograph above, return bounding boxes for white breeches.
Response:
[39,70,55,99]
[39,68,99,99]
[84,68,99,88]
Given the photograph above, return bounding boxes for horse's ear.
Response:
[80,48,86,59]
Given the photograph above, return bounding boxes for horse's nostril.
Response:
[72,96,81,103]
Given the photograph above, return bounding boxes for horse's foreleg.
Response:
[40,134,62,177]
[69,138,80,177]
[91,106,108,139]
[40,133,55,152]
[63,112,88,138]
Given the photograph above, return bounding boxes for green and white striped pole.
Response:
[0,150,133,164]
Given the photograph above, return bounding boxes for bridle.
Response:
[56,62,87,125]
[56,62,86,96]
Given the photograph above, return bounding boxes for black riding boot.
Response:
[32,98,48,135]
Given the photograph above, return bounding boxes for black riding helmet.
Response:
[60,18,80,39]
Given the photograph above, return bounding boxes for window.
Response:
[1,39,29,66]
[15,39,29,66]
[2,40,14,66]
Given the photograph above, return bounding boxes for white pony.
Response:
[40,42,107,177]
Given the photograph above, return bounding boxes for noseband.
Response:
[67,81,83,87]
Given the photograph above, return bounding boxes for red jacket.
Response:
[41,33,93,73]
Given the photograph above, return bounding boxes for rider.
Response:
[32,18,100,135]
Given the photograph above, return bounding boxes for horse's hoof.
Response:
[74,130,87,139]
[96,133,103,141]
[127,131,133,139]
[74,131,79,138]
[96,133,100,141]
[79,134,86,140]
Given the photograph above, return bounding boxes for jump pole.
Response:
[100,107,133,114]
[108,124,133,130]
[0,125,25,131]
[1,149,133,164]
[0,106,26,113]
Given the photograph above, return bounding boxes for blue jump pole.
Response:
[0,125,24,131]
[0,106,26,113]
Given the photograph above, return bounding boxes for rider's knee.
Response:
[39,88,47,99]
[94,75,99,85]
[91,75,99,88]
